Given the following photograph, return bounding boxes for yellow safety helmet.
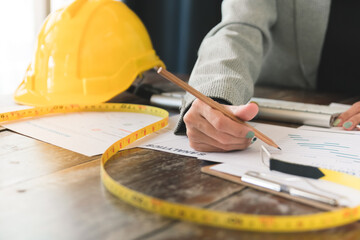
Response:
[14,0,165,106]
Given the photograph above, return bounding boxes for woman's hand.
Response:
[183,99,259,152]
[333,101,360,130]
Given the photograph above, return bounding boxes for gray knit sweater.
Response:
[175,0,331,134]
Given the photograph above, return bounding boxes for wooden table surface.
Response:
[1,72,360,240]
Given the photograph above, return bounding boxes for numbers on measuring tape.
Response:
[2,103,360,232]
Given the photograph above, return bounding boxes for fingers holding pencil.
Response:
[183,99,258,152]
[156,67,281,150]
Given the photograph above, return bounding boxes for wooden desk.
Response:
[1,73,360,240]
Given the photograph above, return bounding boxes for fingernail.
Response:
[343,121,353,129]
[250,101,259,107]
[333,118,341,127]
[251,137,257,143]
[246,131,255,138]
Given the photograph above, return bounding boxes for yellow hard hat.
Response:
[14,0,165,106]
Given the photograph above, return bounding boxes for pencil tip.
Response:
[277,147,282,150]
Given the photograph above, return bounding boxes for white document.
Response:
[3,111,162,156]
[138,119,360,176]
[271,128,360,176]
[127,115,209,158]
[211,163,360,207]
[1,94,164,156]
[3,93,360,205]
[298,125,360,135]
[136,117,360,206]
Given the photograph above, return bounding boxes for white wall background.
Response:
[0,0,71,95]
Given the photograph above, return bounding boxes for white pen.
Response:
[241,171,339,206]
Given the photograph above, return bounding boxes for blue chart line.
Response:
[287,134,360,162]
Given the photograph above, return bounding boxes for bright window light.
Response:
[0,1,37,95]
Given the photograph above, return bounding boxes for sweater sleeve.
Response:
[175,0,277,135]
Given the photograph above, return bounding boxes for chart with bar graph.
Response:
[273,131,360,177]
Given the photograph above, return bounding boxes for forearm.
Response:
[176,0,277,134]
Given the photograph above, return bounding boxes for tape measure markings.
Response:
[2,103,360,232]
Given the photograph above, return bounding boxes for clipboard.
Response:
[201,164,339,211]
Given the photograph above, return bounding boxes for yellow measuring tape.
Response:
[1,103,360,232]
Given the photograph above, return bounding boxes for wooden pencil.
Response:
[156,67,281,150]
